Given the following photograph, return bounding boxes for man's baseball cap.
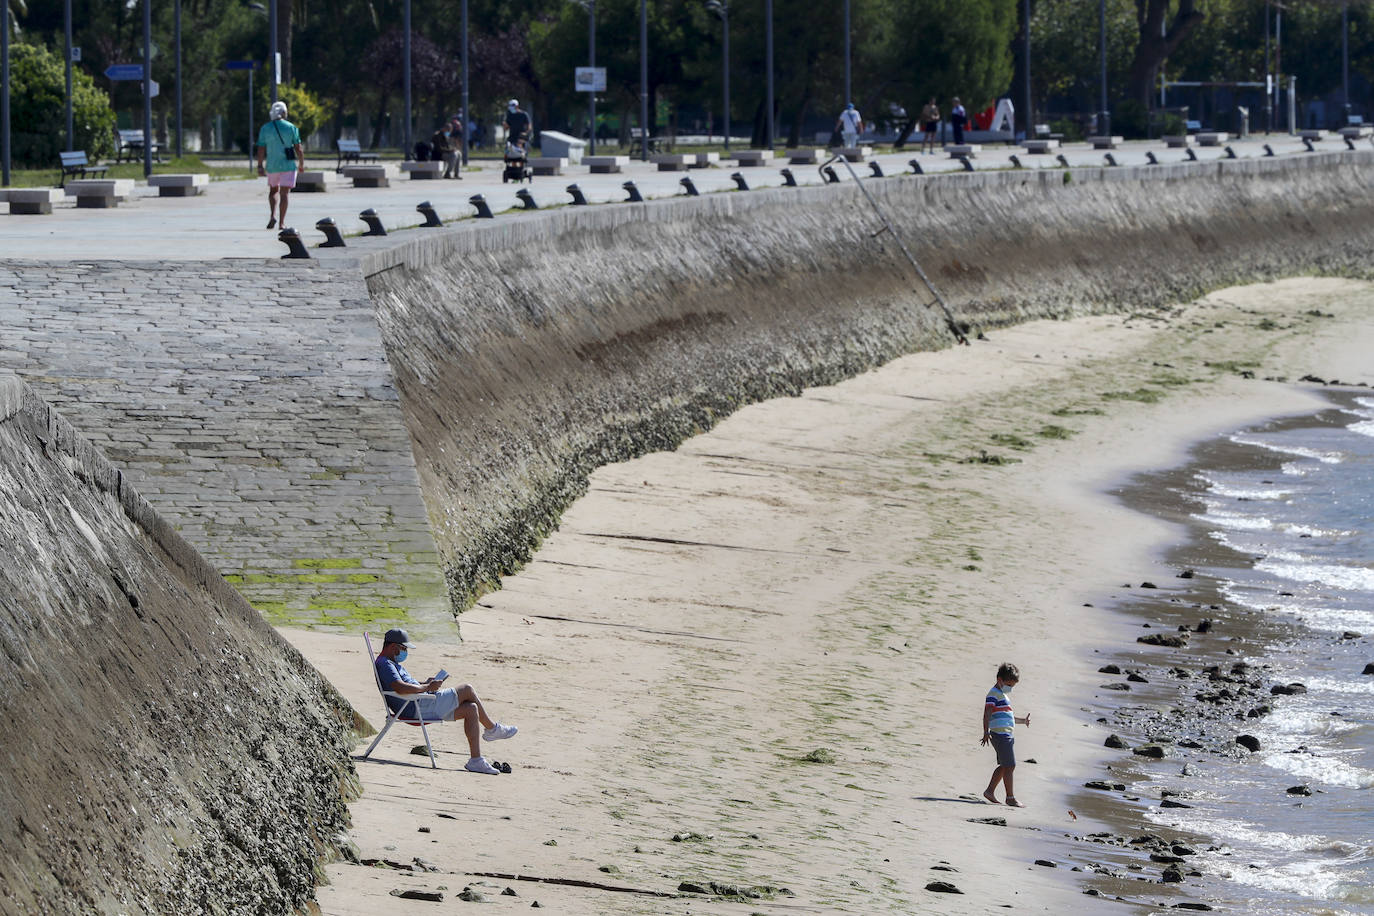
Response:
[508,98,519,108]
[383,628,415,647]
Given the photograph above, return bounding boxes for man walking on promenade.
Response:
[503,99,531,146]
[920,97,940,153]
[255,100,304,230]
[950,97,968,146]
[837,103,864,149]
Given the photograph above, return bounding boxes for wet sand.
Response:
[283,277,1374,914]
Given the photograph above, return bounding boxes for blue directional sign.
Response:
[104,64,147,81]
[224,60,258,70]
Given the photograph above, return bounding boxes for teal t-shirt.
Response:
[256,118,301,173]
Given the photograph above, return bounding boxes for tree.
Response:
[1126,0,1204,108]
[7,42,117,165]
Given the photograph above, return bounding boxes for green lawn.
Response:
[4,155,254,188]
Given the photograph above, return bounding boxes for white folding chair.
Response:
[360,632,442,768]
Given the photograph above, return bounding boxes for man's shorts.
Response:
[267,170,298,188]
[401,687,461,722]
[989,733,1015,768]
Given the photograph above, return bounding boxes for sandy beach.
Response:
[282,277,1374,914]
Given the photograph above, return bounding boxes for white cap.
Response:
[508,99,519,109]
[269,100,288,120]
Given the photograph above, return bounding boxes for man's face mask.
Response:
[397,648,408,663]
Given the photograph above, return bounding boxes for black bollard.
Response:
[1224,145,1238,159]
[1104,153,1118,167]
[1263,144,1275,157]
[1056,154,1070,168]
[868,161,884,178]
[622,181,644,202]
[359,208,387,236]
[959,157,975,172]
[565,183,589,206]
[1303,138,1315,152]
[1345,137,1357,151]
[1184,147,1198,161]
[1008,154,1023,169]
[821,166,839,184]
[730,172,749,191]
[516,188,539,210]
[316,217,346,247]
[679,176,699,197]
[278,227,311,259]
[416,201,443,227]
[779,168,798,187]
[908,159,924,175]
[468,194,494,218]
[1146,151,1159,165]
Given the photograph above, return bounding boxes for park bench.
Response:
[399,161,444,180]
[147,173,209,197]
[529,157,567,176]
[1087,135,1123,149]
[1033,123,1064,142]
[628,129,668,157]
[57,150,109,187]
[7,188,65,215]
[64,178,135,208]
[1184,120,1202,134]
[341,164,390,187]
[1194,131,1225,147]
[1021,139,1058,153]
[114,129,159,164]
[730,150,774,167]
[336,138,380,171]
[585,155,630,174]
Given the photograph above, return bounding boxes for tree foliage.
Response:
[6,42,116,167]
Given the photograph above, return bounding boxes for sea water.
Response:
[1129,391,1374,913]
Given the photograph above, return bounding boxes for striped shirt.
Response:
[986,685,1015,735]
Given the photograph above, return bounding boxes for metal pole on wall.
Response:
[269,0,278,103]
[722,4,729,151]
[65,0,73,151]
[1264,1,1271,133]
[2,10,10,187]
[1022,0,1031,138]
[403,0,412,156]
[461,0,468,165]
[175,0,182,157]
[842,0,850,106]
[143,0,153,177]
[639,0,648,161]
[1342,1,1350,121]
[588,0,596,156]
[764,0,773,148]
[1288,75,1296,134]
[1099,0,1108,135]
[247,68,254,168]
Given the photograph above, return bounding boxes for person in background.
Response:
[503,99,531,146]
[920,97,940,153]
[433,120,461,179]
[374,628,518,775]
[980,661,1030,807]
[837,102,864,149]
[950,97,968,146]
[255,100,304,230]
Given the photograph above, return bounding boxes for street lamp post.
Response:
[404,0,412,156]
[588,0,596,155]
[65,0,73,151]
[1342,0,1350,122]
[2,5,10,187]
[175,0,182,157]
[269,0,278,103]
[143,0,153,177]
[843,0,850,106]
[639,0,648,161]
[1099,0,1108,136]
[706,0,729,150]
[1022,0,1031,139]
[461,0,468,165]
[765,0,773,148]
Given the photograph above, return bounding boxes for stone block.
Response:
[64,179,136,208]
[400,161,444,179]
[343,165,390,188]
[1021,139,1058,153]
[688,152,720,168]
[836,146,874,162]
[147,173,210,197]
[1194,132,1225,147]
[731,149,775,166]
[653,154,691,171]
[1088,136,1124,149]
[585,156,630,174]
[529,157,568,176]
[8,188,65,215]
[1163,135,1192,148]
[1299,129,1324,142]
[295,170,336,192]
[1338,125,1373,140]
[538,130,586,164]
[784,148,824,164]
[945,144,980,158]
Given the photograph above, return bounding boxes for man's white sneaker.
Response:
[465,756,500,775]
[483,723,518,741]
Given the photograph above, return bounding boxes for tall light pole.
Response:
[765,0,773,148]
[269,0,278,103]
[2,3,10,187]
[143,0,153,177]
[1342,0,1350,123]
[639,0,648,160]
[403,0,412,155]
[707,0,729,150]
[842,0,850,105]
[1265,1,1271,132]
[575,0,596,155]
[175,0,182,157]
[1022,0,1031,139]
[1098,0,1108,135]
[64,0,73,151]
[461,0,468,164]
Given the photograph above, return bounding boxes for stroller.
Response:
[502,138,532,183]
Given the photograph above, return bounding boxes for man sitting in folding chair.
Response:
[371,628,518,774]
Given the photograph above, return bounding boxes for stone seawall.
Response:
[0,374,359,914]
[361,152,1374,610]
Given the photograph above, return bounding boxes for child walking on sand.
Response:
[981,662,1030,807]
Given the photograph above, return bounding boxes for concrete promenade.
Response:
[0,134,1350,260]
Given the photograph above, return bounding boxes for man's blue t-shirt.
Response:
[375,655,420,716]
[256,118,301,174]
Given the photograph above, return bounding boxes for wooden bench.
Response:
[146,173,209,197]
[114,129,159,164]
[944,144,980,159]
[341,164,390,187]
[528,157,567,176]
[652,154,691,171]
[1021,139,1058,153]
[295,170,336,192]
[399,161,443,180]
[8,188,66,215]
[730,150,774,167]
[64,179,135,208]
[57,151,109,187]
[336,138,380,171]
[1087,135,1123,149]
[784,148,824,164]
[585,155,630,174]
[1194,131,1225,147]
[628,130,668,157]
[1163,135,1192,148]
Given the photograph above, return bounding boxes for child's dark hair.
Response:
[996,662,1019,682]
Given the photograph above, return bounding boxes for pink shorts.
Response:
[267,171,298,188]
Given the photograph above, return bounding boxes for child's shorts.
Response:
[989,733,1015,767]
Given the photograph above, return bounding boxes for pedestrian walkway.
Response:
[0,135,1345,261]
